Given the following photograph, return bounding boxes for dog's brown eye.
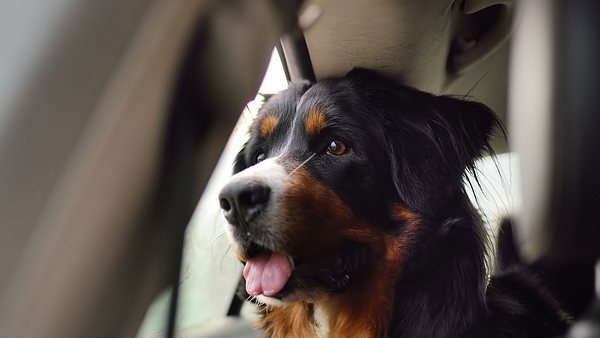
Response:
[255,152,266,164]
[327,140,347,156]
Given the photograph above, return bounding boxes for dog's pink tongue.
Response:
[243,252,292,297]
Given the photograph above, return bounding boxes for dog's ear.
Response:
[233,141,248,174]
[357,73,501,214]
[232,95,274,175]
[427,94,500,173]
[389,93,500,214]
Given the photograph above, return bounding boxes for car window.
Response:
[136,49,288,338]
[467,153,520,240]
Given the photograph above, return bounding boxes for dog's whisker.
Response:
[220,244,233,276]
[210,231,227,258]
[288,152,316,177]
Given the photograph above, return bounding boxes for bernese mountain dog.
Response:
[218,69,571,337]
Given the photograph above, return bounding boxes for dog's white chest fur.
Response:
[314,304,329,338]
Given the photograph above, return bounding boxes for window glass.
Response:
[136,49,288,337]
[467,153,521,244]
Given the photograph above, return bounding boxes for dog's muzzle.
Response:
[218,159,295,298]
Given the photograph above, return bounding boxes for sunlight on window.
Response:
[136,49,288,338]
[467,153,521,244]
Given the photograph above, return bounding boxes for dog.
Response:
[218,69,571,337]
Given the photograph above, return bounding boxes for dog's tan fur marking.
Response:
[257,302,317,337]
[386,203,422,263]
[305,110,328,134]
[325,205,422,337]
[259,114,279,137]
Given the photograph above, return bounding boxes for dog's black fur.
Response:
[225,69,571,337]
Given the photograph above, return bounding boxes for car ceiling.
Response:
[299,0,514,153]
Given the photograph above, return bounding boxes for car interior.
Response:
[0,0,598,337]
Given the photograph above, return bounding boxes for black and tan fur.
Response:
[219,69,571,337]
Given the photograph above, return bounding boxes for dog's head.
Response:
[218,69,499,306]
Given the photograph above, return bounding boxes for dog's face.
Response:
[219,69,498,306]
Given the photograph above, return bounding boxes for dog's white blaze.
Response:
[227,157,288,187]
[225,158,289,213]
[280,99,306,154]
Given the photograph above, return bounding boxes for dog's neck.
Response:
[258,271,399,338]
[256,234,407,337]
[387,198,489,337]
[258,198,488,338]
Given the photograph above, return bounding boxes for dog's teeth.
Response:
[288,255,295,270]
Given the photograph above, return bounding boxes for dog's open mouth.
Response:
[240,241,372,300]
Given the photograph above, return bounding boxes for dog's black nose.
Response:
[219,181,271,226]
